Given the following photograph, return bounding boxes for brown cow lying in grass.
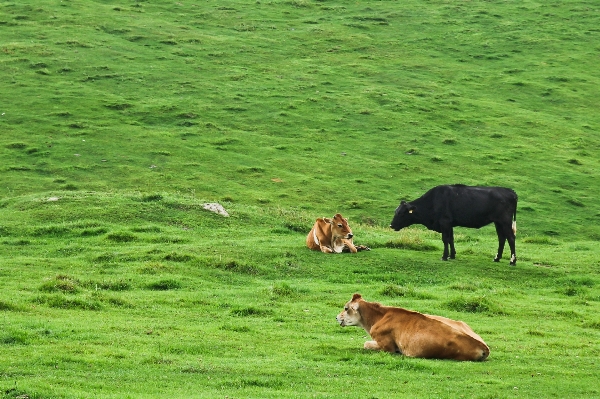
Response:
[337,294,489,361]
[306,213,370,253]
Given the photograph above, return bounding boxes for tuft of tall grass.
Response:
[214,260,259,275]
[105,231,137,242]
[230,307,271,317]
[582,321,600,330]
[1,330,29,345]
[146,279,181,291]
[0,301,20,312]
[39,275,80,294]
[163,252,194,262]
[140,194,163,202]
[522,236,558,245]
[269,282,299,298]
[379,285,435,300]
[33,295,103,311]
[444,296,504,315]
[84,279,132,291]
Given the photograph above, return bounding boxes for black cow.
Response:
[390,184,518,265]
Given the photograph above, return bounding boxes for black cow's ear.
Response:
[400,200,407,205]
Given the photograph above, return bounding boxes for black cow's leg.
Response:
[449,228,456,259]
[506,226,517,266]
[441,230,450,261]
[494,222,506,262]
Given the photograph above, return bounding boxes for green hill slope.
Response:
[1,0,599,237]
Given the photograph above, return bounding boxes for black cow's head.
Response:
[390,200,417,231]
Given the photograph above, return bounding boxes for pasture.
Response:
[1,0,599,398]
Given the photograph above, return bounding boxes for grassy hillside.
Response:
[2,0,599,236]
[1,1,599,398]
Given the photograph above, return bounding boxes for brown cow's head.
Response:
[336,293,363,327]
[330,213,354,240]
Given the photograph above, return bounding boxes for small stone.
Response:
[203,203,229,217]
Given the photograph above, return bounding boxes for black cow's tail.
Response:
[512,194,518,236]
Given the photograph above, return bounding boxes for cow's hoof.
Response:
[450,255,456,260]
[441,257,449,261]
[493,258,500,262]
[510,262,517,267]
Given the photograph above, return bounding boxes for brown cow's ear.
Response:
[322,217,332,223]
[351,293,362,301]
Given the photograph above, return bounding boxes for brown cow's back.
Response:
[425,314,488,348]
[370,308,489,361]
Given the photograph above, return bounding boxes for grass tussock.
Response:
[220,324,251,333]
[444,296,504,315]
[146,279,181,291]
[1,331,29,345]
[80,227,108,236]
[214,260,259,275]
[33,295,103,311]
[131,225,162,233]
[106,231,137,242]
[269,282,301,298]
[138,262,172,275]
[561,286,587,297]
[230,307,272,317]
[582,321,600,330]
[527,330,545,337]
[0,301,20,312]
[0,226,9,236]
[448,283,479,292]
[32,225,72,237]
[284,222,312,233]
[559,277,596,287]
[379,285,435,300]
[39,275,80,293]
[140,194,163,202]
[522,236,559,245]
[381,236,438,252]
[163,252,195,262]
[85,279,132,291]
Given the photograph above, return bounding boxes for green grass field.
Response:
[1,1,599,398]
